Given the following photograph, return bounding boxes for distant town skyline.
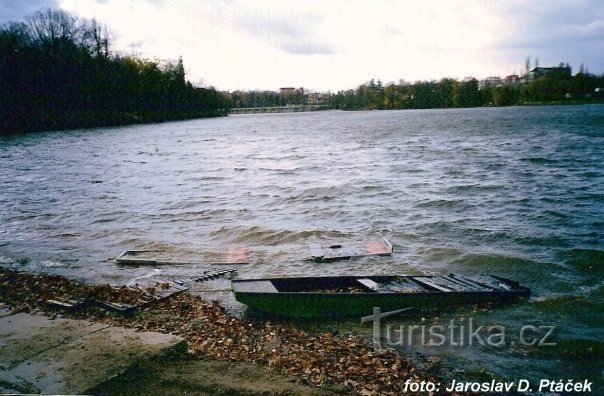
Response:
[2,0,603,91]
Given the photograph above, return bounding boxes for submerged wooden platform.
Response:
[308,238,393,262]
[115,247,249,266]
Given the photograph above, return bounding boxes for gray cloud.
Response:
[234,9,335,55]
[280,41,334,55]
[494,0,604,70]
[0,0,60,23]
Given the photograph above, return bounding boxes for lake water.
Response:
[1,105,603,384]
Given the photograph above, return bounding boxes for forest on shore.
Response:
[328,69,604,110]
[0,9,229,135]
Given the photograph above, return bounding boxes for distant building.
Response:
[279,87,305,106]
[503,74,521,84]
[279,87,296,95]
[279,87,304,95]
[307,92,327,105]
[478,76,503,90]
[527,66,571,81]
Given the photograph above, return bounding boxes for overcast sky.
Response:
[2,0,603,91]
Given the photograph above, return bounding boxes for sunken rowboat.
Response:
[232,274,530,318]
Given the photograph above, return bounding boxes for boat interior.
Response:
[268,275,514,294]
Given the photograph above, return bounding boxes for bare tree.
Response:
[26,9,77,44]
[82,18,110,58]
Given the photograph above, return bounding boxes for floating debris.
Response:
[132,281,189,300]
[115,248,249,266]
[308,238,393,262]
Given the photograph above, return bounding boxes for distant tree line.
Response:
[328,71,604,111]
[227,68,603,113]
[228,89,307,108]
[0,9,229,135]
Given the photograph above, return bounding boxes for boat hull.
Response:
[232,275,530,318]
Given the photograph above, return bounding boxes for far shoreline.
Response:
[2,100,602,137]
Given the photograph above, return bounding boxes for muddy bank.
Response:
[0,268,442,395]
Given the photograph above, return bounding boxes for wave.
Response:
[527,338,604,360]
[516,234,570,248]
[445,184,503,193]
[207,226,352,245]
[531,294,603,327]
[539,210,569,219]
[0,255,28,265]
[520,157,558,165]
[414,199,473,209]
[556,248,604,275]
[450,253,559,284]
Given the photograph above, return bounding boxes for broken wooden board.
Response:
[308,238,393,262]
[133,281,189,300]
[96,300,137,313]
[95,282,188,313]
[46,297,85,310]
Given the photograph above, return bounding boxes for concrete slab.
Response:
[0,313,186,394]
[0,313,109,370]
[0,304,13,318]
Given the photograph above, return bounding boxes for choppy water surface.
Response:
[1,105,603,384]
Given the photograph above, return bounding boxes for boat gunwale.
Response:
[232,275,529,296]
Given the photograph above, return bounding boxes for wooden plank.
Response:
[425,277,463,292]
[438,276,485,291]
[454,277,496,291]
[357,278,380,291]
[411,277,453,292]
[115,250,161,265]
[46,296,87,310]
[430,276,477,291]
[389,282,426,293]
[233,281,278,293]
[96,300,135,313]
[116,257,160,265]
[470,276,512,291]
[117,249,248,266]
